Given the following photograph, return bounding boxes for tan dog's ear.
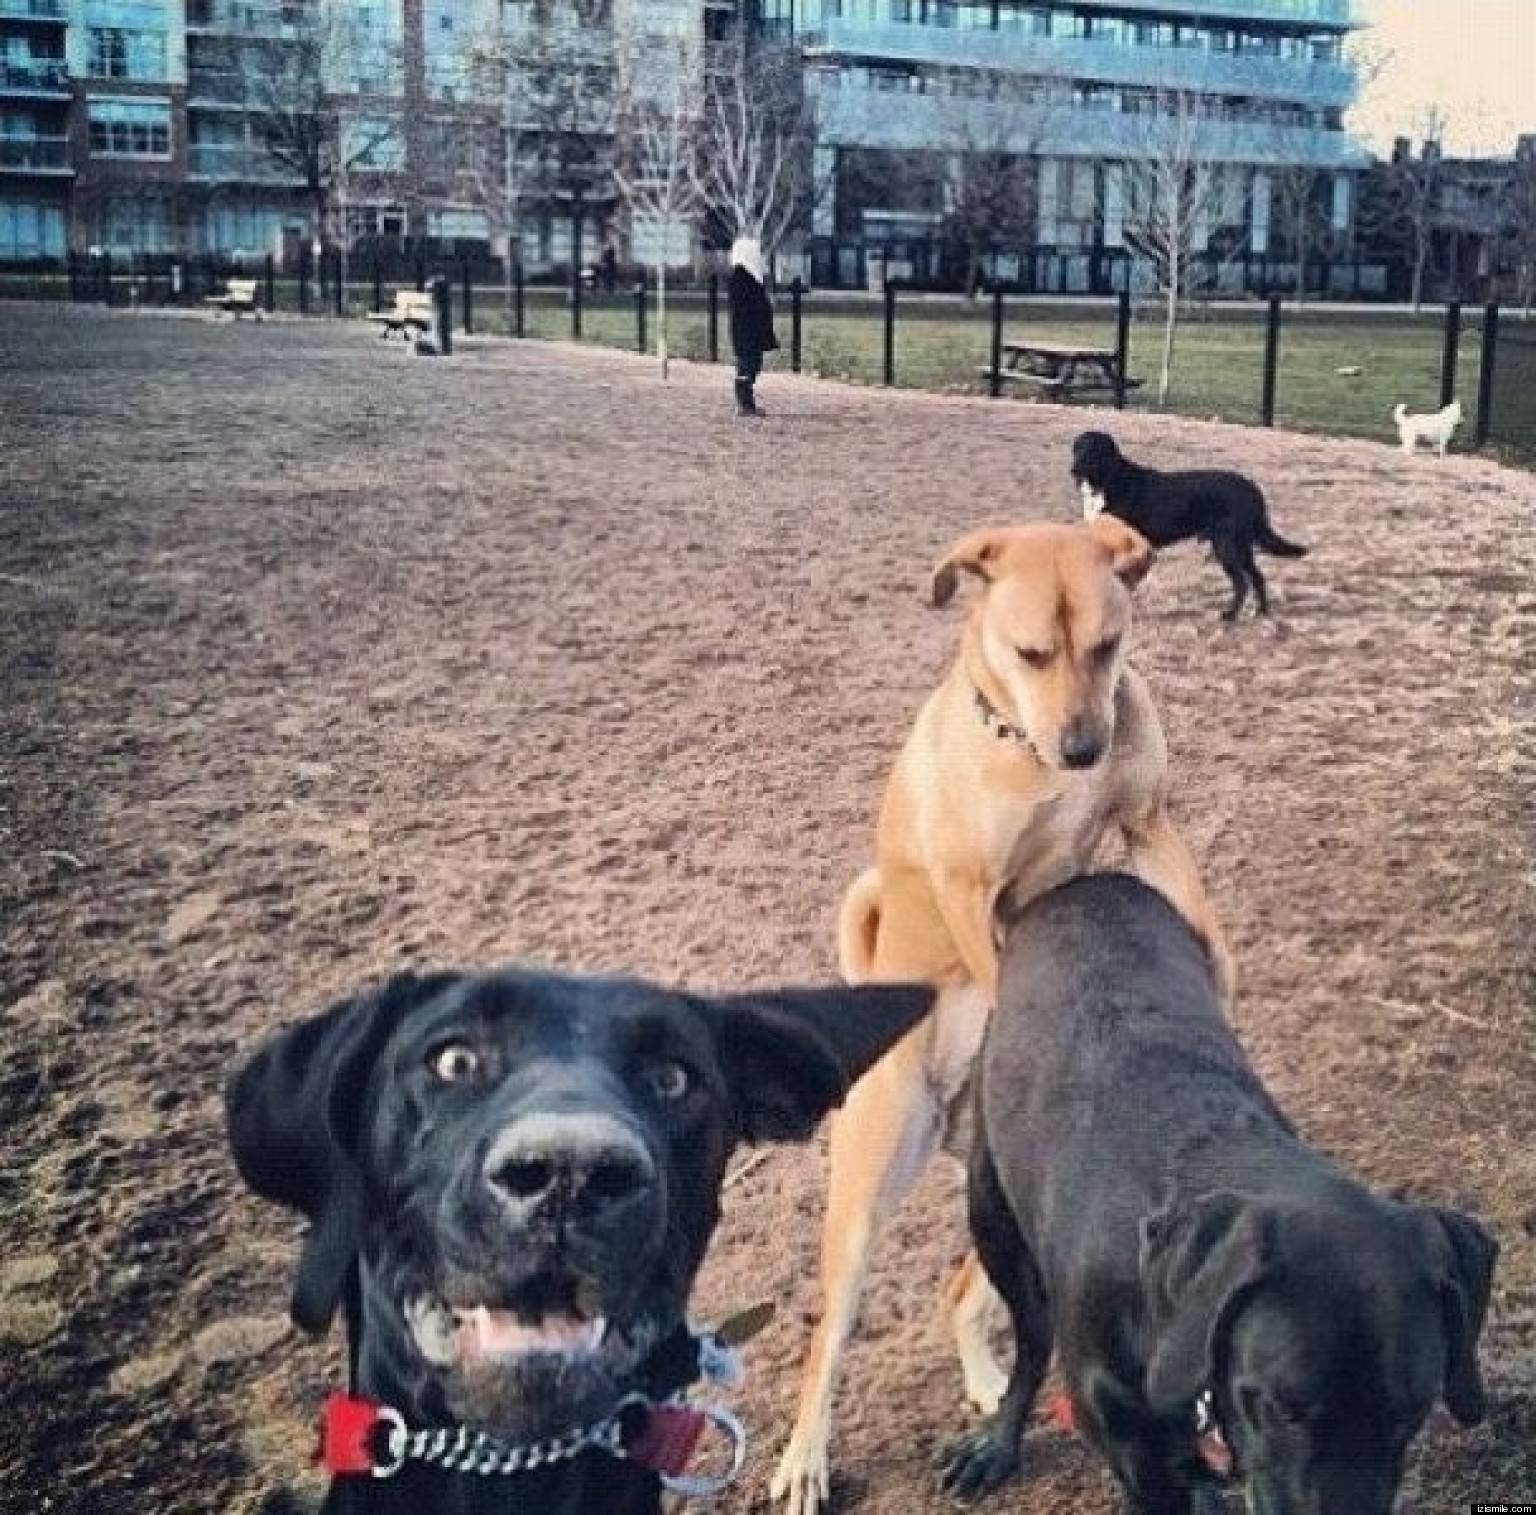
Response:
[932,528,1008,608]
[1088,515,1155,590]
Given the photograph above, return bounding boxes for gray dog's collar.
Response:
[1194,1389,1236,1481]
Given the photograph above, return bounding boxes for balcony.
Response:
[0,133,70,172]
[813,80,1368,168]
[0,58,70,96]
[1073,0,1357,27]
[803,23,1355,108]
[186,69,252,107]
[0,0,67,21]
[185,0,296,37]
[187,142,305,183]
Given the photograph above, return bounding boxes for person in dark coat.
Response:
[727,235,778,417]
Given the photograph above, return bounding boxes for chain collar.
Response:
[320,1313,764,1497]
[973,685,1036,754]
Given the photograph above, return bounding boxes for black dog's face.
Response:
[1070,430,1119,490]
[228,968,932,1444]
[1143,1193,1497,1515]
[365,976,736,1437]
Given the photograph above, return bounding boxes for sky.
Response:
[1346,0,1535,157]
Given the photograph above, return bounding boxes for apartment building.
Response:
[784,0,1367,291]
[3,0,1367,293]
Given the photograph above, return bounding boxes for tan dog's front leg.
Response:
[1123,804,1236,1005]
[772,1031,943,1515]
[933,875,1001,998]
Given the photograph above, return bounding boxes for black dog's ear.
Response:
[703,983,934,1142]
[1421,1206,1498,1425]
[1140,1190,1272,1411]
[225,970,462,1335]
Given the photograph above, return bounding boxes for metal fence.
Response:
[1,254,1529,462]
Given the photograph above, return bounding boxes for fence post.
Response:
[461,255,473,335]
[707,273,719,363]
[372,247,384,313]
[298,243,310,315]
[1439,301,1462,408]
[571,263,583,340]
[432,274,452,356]
[514,262,525,338]
[790,277,803,373]
[264,253,275,314]
[634,277,646,353]
[100,250,114,306]
[1260,294,1282,427]
[67,249,79,302]
[1474,302,1498,448]
[1114,289,1132,409]
[883,279,897,387]
[332,248,344,317]
[988,285,1004,398]
[414,244,427,293]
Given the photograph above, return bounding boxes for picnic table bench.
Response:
[204,277,262,320]
[368,289,437,341]
[980,342,1141,401]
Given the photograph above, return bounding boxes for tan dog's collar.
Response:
[973,686,1036,755]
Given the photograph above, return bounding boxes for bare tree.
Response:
[927,70,1054,296]
[1379,109,1447,311]
[693,31,816,255]
[1501,142,1536,315]
[612,19,703,377]
[1110,88,1249,405]
[240,5,403,256]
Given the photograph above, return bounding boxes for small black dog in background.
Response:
[1071,430,1307,620]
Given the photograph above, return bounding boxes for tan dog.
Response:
[772,517,1234,1515]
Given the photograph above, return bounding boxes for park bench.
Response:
[368,289,437,341]
[204,277,262,320]
[979,341,1142,402]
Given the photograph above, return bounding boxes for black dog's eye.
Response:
[1017,647,1052,670]
[1091,636,1121,664]
[642,1059,691,1103]
[428,1041,484,1085]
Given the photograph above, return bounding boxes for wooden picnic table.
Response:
[981,341,1140,401]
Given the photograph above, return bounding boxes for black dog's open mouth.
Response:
[405,1275,658,1439]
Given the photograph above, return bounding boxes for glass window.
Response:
[87,97,172,157]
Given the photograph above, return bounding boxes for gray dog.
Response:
[941,873,1496,1515]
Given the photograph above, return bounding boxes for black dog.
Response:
[227,966,932,1514]
[941,874,1496,1515]
[1071,430,1308,620]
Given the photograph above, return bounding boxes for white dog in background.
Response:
[1394,399,1462,456]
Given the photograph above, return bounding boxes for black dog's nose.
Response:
[1059,728,1105,769]
[484,1114,655,1221]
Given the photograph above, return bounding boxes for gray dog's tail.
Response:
[1257,518,1308,558]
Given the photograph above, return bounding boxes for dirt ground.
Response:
[1,302,1532,1515]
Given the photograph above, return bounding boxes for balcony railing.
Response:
[0,0,67,20]
[0,134,70,171]
[813,81,1368,168]
[803,23,1355,108]
[0,59,70,93]
[1072,0,1357,27]
[187,142,305,183]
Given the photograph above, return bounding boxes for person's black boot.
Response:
[735,377,760,417]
